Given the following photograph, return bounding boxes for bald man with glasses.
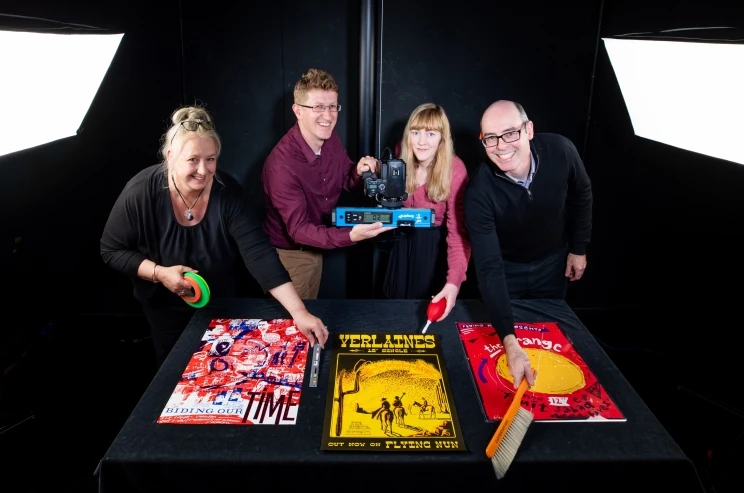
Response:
[464,100,593,390]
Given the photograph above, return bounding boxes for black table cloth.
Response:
[97,298,702,492]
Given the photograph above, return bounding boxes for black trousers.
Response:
[502,247,569,300]
[141,302,196,368]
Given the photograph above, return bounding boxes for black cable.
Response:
[613,34,744,42]
[0,12,105,30]
[581,0,604,160]
[0,25,103,32]
[677,386,743,419]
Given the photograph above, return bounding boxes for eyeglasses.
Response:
[171,120,214,145]
[481,121,529,148]
[297,104,342,113]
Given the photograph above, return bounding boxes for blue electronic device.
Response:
[332,207,435,228]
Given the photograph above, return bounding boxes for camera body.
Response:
[362,157,408,209]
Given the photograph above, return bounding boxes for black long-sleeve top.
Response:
[101,164,291,306]
[464,133,592,340]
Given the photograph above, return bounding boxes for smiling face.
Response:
[167,136,217,194]
[293,89,338,152]
[480,101,534,176]
[409,128,442,167]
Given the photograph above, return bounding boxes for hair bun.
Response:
[171,106,214,125]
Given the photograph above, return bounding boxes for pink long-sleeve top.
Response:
[402,155,471,288]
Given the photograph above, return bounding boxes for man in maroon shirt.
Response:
[262,68,392,299]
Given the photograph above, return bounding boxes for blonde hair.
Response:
[400,103,454,203]
[293,68,339,104]
[160,106,221,165]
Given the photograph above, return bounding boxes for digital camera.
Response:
[362,156,408,209]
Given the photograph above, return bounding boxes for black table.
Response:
[97,299,702,492]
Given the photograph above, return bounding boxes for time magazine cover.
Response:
[457,321,626,423]
[320,332,466,452]
[158,318,309,425]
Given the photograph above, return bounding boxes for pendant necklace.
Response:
[171,173,206,221]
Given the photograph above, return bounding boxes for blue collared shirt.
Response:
[506,153,536,189]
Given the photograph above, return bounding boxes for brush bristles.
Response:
[491,407,534,479]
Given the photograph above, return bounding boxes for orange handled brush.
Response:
[485,370,536,479]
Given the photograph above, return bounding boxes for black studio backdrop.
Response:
[378,0,600,299]
[0,1,183,324]
[0,0,363,328]
[585,1,744,381]
[583,4,744,488]
[1,2,743,491]
[1,0,743,384]
[178,0,365,300]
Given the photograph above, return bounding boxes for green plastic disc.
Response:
[183,272,210,308]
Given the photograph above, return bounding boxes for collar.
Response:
[489,142,540,180]
[505,153,535,184]
[290,123,323,164]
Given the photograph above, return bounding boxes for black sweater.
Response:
[100,164,290,307]
[464,133,592,339]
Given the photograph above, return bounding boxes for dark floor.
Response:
[574,309,742,493]
[1,308,741,493]
[1,314,157,493]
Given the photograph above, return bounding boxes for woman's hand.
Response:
[292,309,329,349]
[156,264,199,296]
[267,282,328,348]
[431,283,460,321]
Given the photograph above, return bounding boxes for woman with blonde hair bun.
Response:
[101,105,328,368]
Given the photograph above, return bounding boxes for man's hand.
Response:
[503,335,535,389]
[349,222,395,242]
[565,253,587,281]
[292,309,329,349]
[431,283,460,321]
[356,156,379,177]
[156,264,199,296]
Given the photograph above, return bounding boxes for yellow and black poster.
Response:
[320,333,466,452]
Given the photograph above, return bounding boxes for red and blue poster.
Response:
[158,318,309,425]
[457,321,626,422]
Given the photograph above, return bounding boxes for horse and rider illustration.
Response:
[333,358,449,437]
[410,396,437,419]
[371,397,394,434]
[364,392,408,434]
[392,393,407,426]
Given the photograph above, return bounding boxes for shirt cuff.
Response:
[496,318,516,339]
[569,242,588,255]
[446,271,466,289]
[330,227,356,248]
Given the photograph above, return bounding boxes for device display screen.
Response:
[363,212,392,223]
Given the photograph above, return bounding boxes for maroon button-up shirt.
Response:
[262,123,363,249]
